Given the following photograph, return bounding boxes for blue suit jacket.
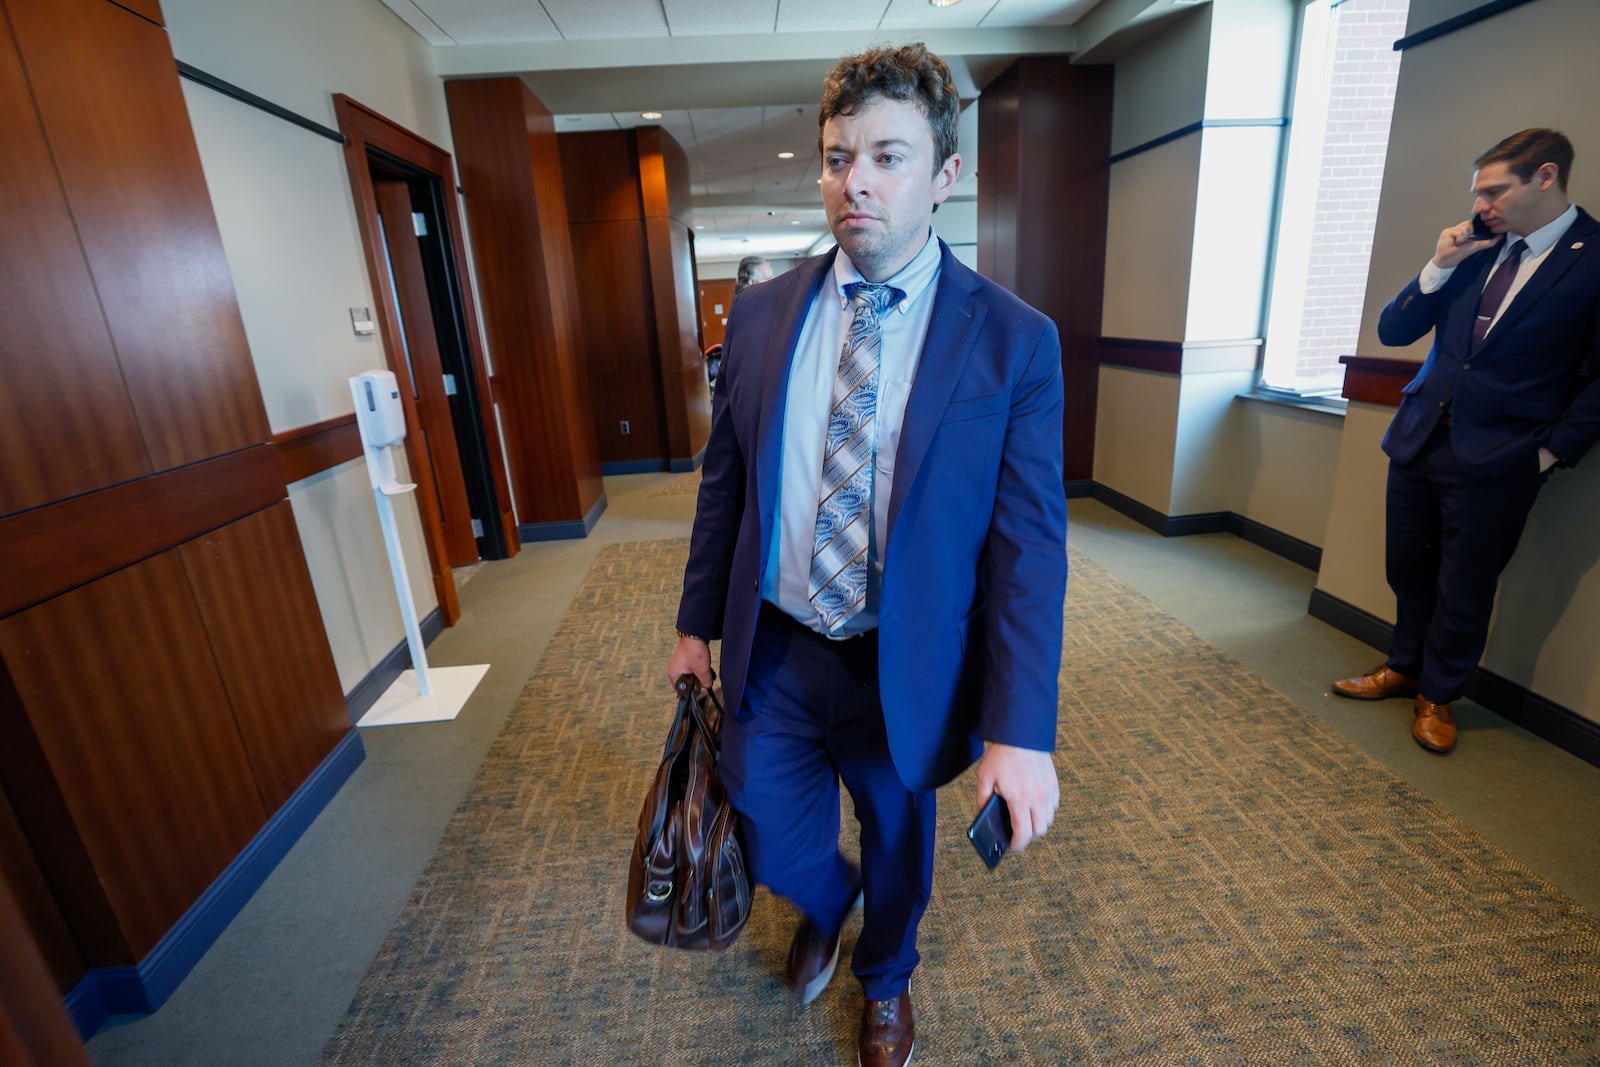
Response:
[1378,207,1600,476]
[677,241,1067,793]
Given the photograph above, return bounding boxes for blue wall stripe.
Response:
[65,729,367,1038]
[1394,0,1542,51]
[1109,118,1287,165]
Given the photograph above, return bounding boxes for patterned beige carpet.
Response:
[320,540,1600,1066]
[654,471,702,496]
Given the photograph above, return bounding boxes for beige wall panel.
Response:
[1315,403,1397,620]
[1357,0,1599,360]
[286,460,437,697]
[1094,365,1180,513]
[1169,369,1253,518]
[1487,462,1600,721]
[1108,4,1210,155]
[1103,136,1201,341]
[1233,404,1342,548]
[1404,0,1485,33]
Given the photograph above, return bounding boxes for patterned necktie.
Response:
[809,282,902,632]
[1471,238,1527,350]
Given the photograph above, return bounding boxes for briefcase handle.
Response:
[673,671,724,741]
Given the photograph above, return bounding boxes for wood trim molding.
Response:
[1339,355,1418,407]
[272,415,360,485]
[0,446,284,618]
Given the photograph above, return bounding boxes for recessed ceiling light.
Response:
[791,220,800,225]
[641,111,662,120]
[929,0,962,7]
[778,151,795,159]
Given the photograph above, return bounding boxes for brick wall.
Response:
[1294,0,1410,384]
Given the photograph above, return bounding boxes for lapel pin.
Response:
[1573,242,1585,249]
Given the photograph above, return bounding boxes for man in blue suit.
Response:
[666,43,1066,1067]
[1333,129,1600,753]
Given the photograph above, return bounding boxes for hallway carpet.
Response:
[319,539,1600,1066]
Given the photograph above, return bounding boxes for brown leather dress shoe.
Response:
[1332,665,1420,701]
[859,989,914,1067]
[1413,696,1457,752]
[785,920,843,1005]
[785,890,863,1004]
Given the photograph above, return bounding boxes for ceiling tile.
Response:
[378,0,455,45]
[978,0,1101,28]
[878,0,989,30]
[540,0,670,39]
[410,0,561,43]
[662,0,780,35]
[774,0,893,32]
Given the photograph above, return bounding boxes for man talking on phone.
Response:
[666,43,1065,1067]
[1332,129,1600,752]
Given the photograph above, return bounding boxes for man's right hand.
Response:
[667,634,713,688]
[1433,220,1498,269]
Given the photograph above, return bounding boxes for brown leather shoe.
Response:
[1412,696,1457,753]
[1332,665,1420,701]
[785,890,862,1004]
[859,989,914,1067]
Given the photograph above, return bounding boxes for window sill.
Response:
[1237,387,1347,417]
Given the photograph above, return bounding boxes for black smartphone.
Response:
[1470,213,1497,241]
[966,794,1012,870]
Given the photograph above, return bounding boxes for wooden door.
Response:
[374,180,479,567]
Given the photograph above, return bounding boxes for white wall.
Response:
[164,0,453,695]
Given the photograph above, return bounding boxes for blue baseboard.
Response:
[668,443,707,474]
[65,728,367,1039]
[344,607,445,722]
[600,458,667,475]
[517,491,607,543]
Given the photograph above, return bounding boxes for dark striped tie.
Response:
[1471,239,1526,350]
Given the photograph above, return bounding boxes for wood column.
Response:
[561,126,712,471]
[979,58,1113,482]
[444,78,603,534]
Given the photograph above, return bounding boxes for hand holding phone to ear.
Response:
[1434,215,1501,269]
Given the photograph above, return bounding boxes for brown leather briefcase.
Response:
[625,675,751,950]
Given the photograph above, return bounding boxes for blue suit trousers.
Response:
[719,603,936,1001]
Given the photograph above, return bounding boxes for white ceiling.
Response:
[378,0,1189,262]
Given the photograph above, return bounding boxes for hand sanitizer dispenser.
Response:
[352,370,407,447]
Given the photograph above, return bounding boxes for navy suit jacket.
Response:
[677,240,1067,793]
[1378,206,1600,477]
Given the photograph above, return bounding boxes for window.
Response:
[1260,0,1410,394]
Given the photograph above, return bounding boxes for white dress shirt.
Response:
[1419,203,1580,338]
[761,230,944,636]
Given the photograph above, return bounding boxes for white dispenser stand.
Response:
[349,370,488,727]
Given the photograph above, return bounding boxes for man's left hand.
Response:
[975,743,1060,852]
[1538,447,1559,474]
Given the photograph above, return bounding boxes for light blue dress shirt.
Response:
[761,230,945,636]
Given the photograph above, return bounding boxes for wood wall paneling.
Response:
[108,0,162,26]
[179,503,350,814]
[647,216,711,461]
[7,0,270,472]
[569,218,663,463]
[0,784,83,991]
[699,279,736,349]
[0,551,268,958]
[979,58,1113,482]
[444,78,603,525]
[561,129,645,224]
[272,414,361,485]
[0,445,285,619]
[0,876,92,1067]
[0,12,150,516]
